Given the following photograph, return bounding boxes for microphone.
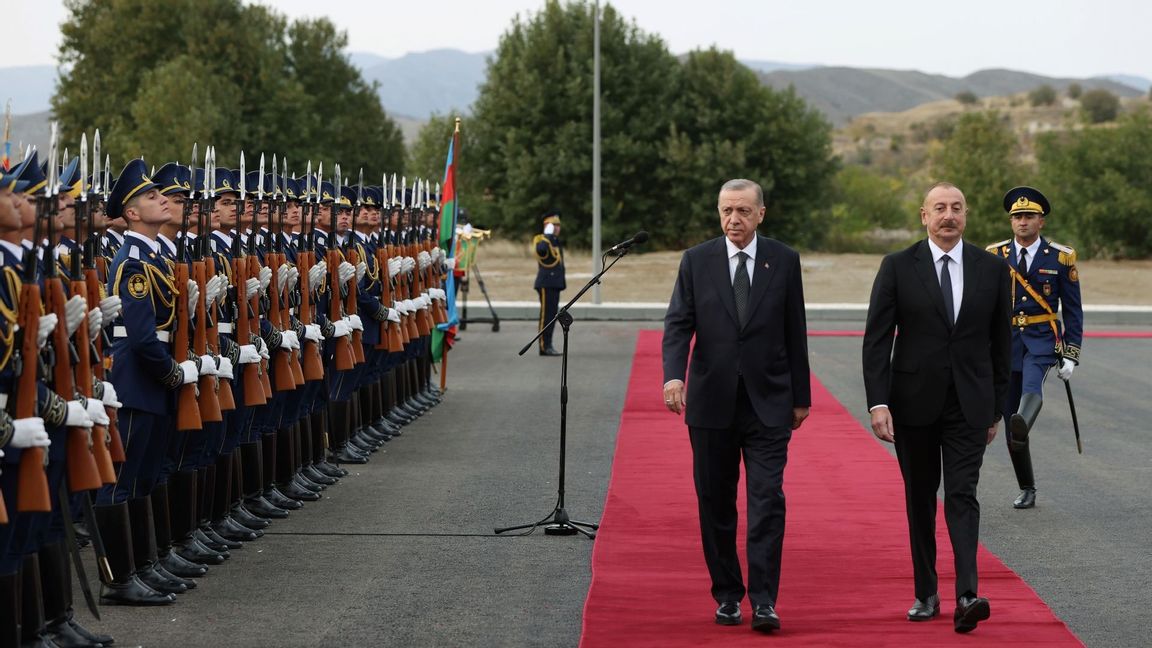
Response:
[606,230,649,256]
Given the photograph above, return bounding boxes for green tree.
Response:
[470,0,676,248]
[1067,83,1083,99]
[931,111,1025,245]
[1029,84,1057,106]
[1079,89,1120,123]
[52,0,403,179]
[1036,110,1152,258]
[819,166,917,252]
[955,90,978,105]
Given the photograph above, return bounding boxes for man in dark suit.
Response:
[663,179,811,633]
[862,182,1011,633]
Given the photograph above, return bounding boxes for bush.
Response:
[1067,83,1082,99]
[955,90,978,105]
[1029,84,1057,106]
[1080,89,1120,123]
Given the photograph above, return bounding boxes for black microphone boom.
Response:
[606,230,649,256]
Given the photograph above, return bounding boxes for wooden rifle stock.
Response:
[327,247,355,371]
[85,267,125,462]
[280,249,305,386]
[297,248,325,380]
[203,257,235,411]
[345,244,366,364]
[16,281,51,512]
[70,276,116,485]
[45,276,101,492]
[233,256,266,406]
[266,253,296,391]
[173,261,202,432]
[192,259,223,422]
[246,254,273,398]
[374,245,397,352]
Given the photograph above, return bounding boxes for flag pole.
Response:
[440,117,462,391]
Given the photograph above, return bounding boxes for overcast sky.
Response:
[7,0,1152,80]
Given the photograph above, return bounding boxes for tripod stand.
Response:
[459,263,500,332]
[494,248,632,539]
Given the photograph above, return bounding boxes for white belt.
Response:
[218,323,234,333]
[114,326,170,343]
[0,394,7,408]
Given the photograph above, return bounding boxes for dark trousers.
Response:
[688,382,791,607]
[537,287,560,351]
[894,384,987,601]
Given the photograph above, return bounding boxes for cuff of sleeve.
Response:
[40,392,69,427]
[372,302,389,322]
[161,360,184,390]
[1063,344,1081,364]
[0,411,14,449]
[868,404,889,412]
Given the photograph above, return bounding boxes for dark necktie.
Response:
[733,251,750,327]
[1018,248,1029,276]
[940,255,955,325]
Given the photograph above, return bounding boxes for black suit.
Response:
[862,239,1010,601]
[663,235,810,608]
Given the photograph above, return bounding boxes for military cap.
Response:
[153,163,192,196]
[244,171,273,196]
[338,185,355,208]
[15,151,47,195]
[57,157,81,195]
[362,186,383,207]
[319,181,336,204]
[1003,186,1050,216]
[107,159,160,219]
[542,210,561,226]
[0,168,31,193]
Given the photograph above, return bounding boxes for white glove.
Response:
[217,356,235,380]
[331,319,352,338]
[402,257,416,274]
[286,267,299,291]
[256,338,271,360]
[11,417,51,448]
[1057,358,1075,381]
[179,359,199,384]
[386,308,400,323]
[84,397,110,426]
[279,330,299,350]
[199,354,218,376]
[99,295,122,322]
[259,266,272,294]
[186,279,199,314]
[348,314,364,331]
[65,400,94,428]
[87,307,103,340]
[308,263,325,289]
[431,247,443,262]
[446,257,457,270]
[238,344,261,364]
[277,263,291,295]
[338,261,355,284]
[100,381,122,409]
[37,314,59,349]
[544,223,555,236]
[356,261,367,283]
[64,295,87,337]
[315,259,327,278]
[417,251,431,270]
[245,277,260,298]
[387,258,401,278]
[303,324,323,342]
[206,275,227,307]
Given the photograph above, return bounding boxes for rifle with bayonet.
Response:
[328,164,354,371]
[187,146,223,424]
[277,159,304,386]
[345,170,365,364]
[248,156,273,398]
[173,159,203,433]
[295,162,324,381]
[200,148,235,411]
[265,155,298,391]
[233,152,267,406]
[374,173,399,352]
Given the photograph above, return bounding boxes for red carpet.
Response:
[809,330,1152,338]
[580,330,1083,647]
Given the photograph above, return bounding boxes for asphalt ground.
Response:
[76,320,1150,647]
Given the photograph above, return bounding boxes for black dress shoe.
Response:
[539,346,562,356]
[60,610,113,645]
[292,472,326,492]
[331,446,369,465]
[373,418,402,436]
[213,516,261,541]
[954,595,991,633]
[200,525,243,550]
[155,562,197,590]
[48,610,109,648]
[302,465,338,485]
[231,504,271,530]
[265,486,305,510]
[385,412,411,427]
[176,536,227,564]
[101,575,175,606]
[907,593,940,621]
[281,479,322,502]
[245,495,289,519]
[314,461,349,478]
[1014,487,1037,509]
[751,604,780,632]
[714,601,741,625]
[137,565,187,595]
[162,549,209,577]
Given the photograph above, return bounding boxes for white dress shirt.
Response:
[927,238,964,323]
[724,235,757,287]
[1014,237,1041,272]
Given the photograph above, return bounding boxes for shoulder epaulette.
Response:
[1049,241,1077,266]
[985,239,1011,256]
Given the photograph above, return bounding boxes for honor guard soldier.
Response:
[987,186,1083,509]
[532,211,565,356]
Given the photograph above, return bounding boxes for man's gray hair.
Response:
[718,179,764,207]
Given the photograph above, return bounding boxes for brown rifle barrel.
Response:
[85,268,126,462]
[16,283,51,512]
[247,255,273,398]
[71,278,116,485]
[297,249,325,381]
[173,262,203,432]
[193,260,223,422]
[234,257,266,406]
[328,248,355,371]
[202,257,235,411]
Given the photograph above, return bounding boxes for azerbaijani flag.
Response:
[431,123,461,362]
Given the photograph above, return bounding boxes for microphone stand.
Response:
[494,245,635,539]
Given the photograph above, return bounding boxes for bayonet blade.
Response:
[47,122,58,197]
[92,131,101,195]
[79,133,88,202]
[190,143,198,200]
[257,153,265,201]
[239,151,246,201]
[306,160,313,200]
[271,155,278,199]
[356,168,363,206]
[102,155,110,201]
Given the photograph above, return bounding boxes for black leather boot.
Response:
[161,548,210,577]
[20,552,55,648]
[301,465,338,486]
[1009,392,1043,451]
[92,502,174,606]
[199,524,242,551]
[0,569,21,648]
[41,541,113,647]
[1008,441,1037,509]
[264,485,303,511]
[127,497,186,596]
[212,515,261,542]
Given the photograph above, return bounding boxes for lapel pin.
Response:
[763,262,770,269]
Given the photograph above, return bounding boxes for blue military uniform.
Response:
[532,211,565,355]
[986,186,1083,509]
